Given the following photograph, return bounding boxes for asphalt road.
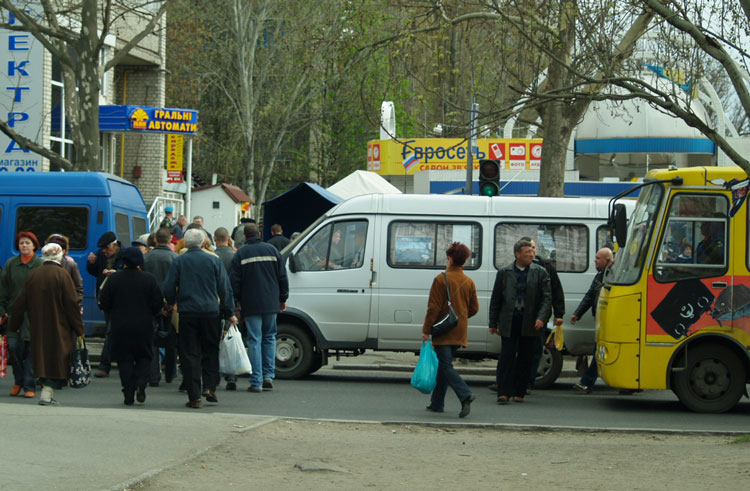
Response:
[1,361,748,433]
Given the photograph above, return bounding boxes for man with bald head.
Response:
[571,247,613,394]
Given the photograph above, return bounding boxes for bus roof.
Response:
[328,194,616,219]
[645,166,747,186]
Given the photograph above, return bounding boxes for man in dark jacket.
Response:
[266,224,290,251]
[143,227,178,385]
[231,223,289,392]
[86,231,123,377]
[489,238,551,404]
[162,229,237,409]
[571,247,613,393]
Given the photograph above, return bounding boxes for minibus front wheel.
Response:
[534,345,563,389]
[275,323,314,379]
[672,344,745,413]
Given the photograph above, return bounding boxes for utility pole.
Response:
[465,96,478,195]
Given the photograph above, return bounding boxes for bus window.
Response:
[115,212,131,247]
[388,221,481,269]
[494,223,587,272]
[15,206,89,250]
[654,194,728,282]
[133,216,148,238]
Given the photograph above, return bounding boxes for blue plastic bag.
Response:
[411,341,438,394]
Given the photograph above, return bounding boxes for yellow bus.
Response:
[598,166,750,413]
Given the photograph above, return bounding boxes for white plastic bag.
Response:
[219,324,252,375]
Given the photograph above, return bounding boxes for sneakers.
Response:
[573,382,592,394]
[9,385,22,396]
[247,386,262,393]
[226,381,237,391]
[262,379,273,391]
[23,391,35,398]
[459,395,475,418]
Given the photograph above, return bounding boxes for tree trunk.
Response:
[538,100,572,197]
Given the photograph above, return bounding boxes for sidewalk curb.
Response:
[107,416,278,491]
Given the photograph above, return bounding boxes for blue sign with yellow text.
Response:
[99,105,198,135]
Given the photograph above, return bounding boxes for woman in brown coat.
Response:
[10,243,85,405]
[421,242,479,418]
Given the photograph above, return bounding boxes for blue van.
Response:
[0,172,149,335]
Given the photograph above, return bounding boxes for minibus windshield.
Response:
[610,183,663,285]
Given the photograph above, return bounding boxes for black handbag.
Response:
[69,336,91,388]
[431,272,459,337]
[153,315,174,348]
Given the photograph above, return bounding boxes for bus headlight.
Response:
[597,341,620,365]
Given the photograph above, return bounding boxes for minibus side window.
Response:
[387,221,481,269]
[295,220,368,271]
[115,212,131,247]
[15,206,89,250]
[494,223,588,272]
[654,194,728,283]
[133,216,148,237]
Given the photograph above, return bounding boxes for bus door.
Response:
[645,193,731,379]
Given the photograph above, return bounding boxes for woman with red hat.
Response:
[0,231,43,398]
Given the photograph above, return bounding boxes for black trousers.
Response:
[118,357,150,395]
[497,329,535,398]
[178,316,222,401]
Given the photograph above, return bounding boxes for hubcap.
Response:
[276,335,300,369]
[690,358,729,400]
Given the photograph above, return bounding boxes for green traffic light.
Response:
[480,183,499,196]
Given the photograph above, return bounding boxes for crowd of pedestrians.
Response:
[0,212,291,408]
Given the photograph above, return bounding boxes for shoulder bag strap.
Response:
[443,272,452,306]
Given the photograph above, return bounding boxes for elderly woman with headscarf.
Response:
[0,231,43,398]
[9,243,84,405]
[45,234,84,312]
[99,247,165,405]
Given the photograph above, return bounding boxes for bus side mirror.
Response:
[613,203,628,249]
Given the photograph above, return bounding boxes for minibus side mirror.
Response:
[613,203,628,249]
[288,253,298,273]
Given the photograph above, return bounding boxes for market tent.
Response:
[262,182,343,240]
[326,170,402,200]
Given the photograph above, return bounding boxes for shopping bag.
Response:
[69,336,91,388]
[219,324,252,375]
[410,341,438,394]
[0,335,8,378]
[546,325,564,351]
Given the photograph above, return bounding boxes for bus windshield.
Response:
[610,184,664,285]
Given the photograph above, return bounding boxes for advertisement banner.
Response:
[166,134,184,182]
[366,138,543,175]
[529,143,542,170]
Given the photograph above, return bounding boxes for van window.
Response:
[295,220,368,271]
[115,213,131,247]
[597,226,615,251]
[15,206,89,250]
[654,194,728,282]
[133,216,148,238]
[387,221,481,269]
[494,223,588,272]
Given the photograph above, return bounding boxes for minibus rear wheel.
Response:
[534,346,563,389]
[672,344,745,413]
[275,324,314,379]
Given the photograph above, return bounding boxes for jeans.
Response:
[430,345,472,410]
[8,336,34,391]
[244,314,277,388]
[580,350,598,388]
[497,334,535,398]
[178,316,222,401]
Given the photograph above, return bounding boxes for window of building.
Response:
[387,221,481,269]
[494,223,588,272]
[213,201,220,209]
[115,212,131,247]
[294,220,368,271]
[50,57,75,169]
[654,194,728,282]
[15,206,88,250]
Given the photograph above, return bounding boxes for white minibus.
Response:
[276,194,632,387]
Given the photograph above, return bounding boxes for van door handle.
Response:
[712,282,728,289]
[337,289,359,293]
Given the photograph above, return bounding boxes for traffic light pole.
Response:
[466,96,477,196]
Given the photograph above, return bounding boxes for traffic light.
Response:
[478,159,501,196]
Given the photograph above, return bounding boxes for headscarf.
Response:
[120,246,144,269]
[41,243,64,264]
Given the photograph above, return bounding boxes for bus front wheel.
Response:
[672,344,745,413]
[275,324,314,379]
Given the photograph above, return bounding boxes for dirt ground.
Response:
[132,419,749,490]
